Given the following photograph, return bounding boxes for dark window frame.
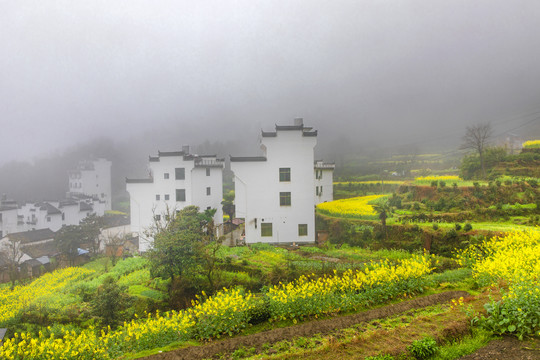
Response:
[280,192,291,206]
[175,168,185,180]
[279,168,291,182]
[261,223,273,237]
[176,189,186,202]
[298,224,308,236]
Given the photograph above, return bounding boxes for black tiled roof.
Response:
[80,202,94,211]
[230,156,267,162]
[126,178,154,184]
[275,124,304,131]
[23,241,59,258]
[38,202,61,215]
[4,228,55,244]
[158,151,185,157]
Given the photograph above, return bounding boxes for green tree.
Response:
[147,206,223,295]
[221,190,235,222]
[91,275,128,328]
[373,199,391,238]
[0,237,24,289]
[55,225,82,266]
[80,214,104,255]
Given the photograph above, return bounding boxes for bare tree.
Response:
[461,123,493,178]
[1,237,25,289]
[104,232,129,266]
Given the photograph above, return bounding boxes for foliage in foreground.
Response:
[0,255,434,359]
[457,230,540,339]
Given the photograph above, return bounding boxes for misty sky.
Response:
[2,0,540,164]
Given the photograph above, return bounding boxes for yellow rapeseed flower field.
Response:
[522,139,540,149]
[317,194,385,219]
[0,267,94,326]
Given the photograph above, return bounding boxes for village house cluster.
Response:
[0,119,335,276]
[128,118,334,251]
[0,159,115,280]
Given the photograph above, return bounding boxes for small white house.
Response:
[68,159,112,211]
[314,160,335,205]
[231,118,334,244]
[126,146,224,252]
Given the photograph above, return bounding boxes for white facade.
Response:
[231,119,334,244]
[314,161,335,205]
[126,147,224,252]
[0,198,19,238]
[68,159,112,210]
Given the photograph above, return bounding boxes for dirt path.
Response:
[457,336,540,360]
[145,290,469,360]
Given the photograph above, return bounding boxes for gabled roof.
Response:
[5,228,55,244]
[37,202,62,215]
[23,241,59,258]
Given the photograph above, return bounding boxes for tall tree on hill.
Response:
[0,237,24,289]
[461,123,493,179]
[55,225,82,266]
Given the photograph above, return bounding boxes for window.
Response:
[62,213,65,221]
[279,168,291,182]
[164,173,169,179]
[298,224,308,236]
[206,187,211,196]
[154,215,161,221]
[280,192,291,206]
[0,213,2,222]
[206,168,210,176]
[175,168,185,180]
[156,194,160,201]
[261,223,273,237]
[164,194,170,201]
[316,170,322,180]
[176,189,186,202]
[47,216,51,222]
[316,186,323,196]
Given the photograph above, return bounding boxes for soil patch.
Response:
[457,336,540,360]
[144,290,469,360]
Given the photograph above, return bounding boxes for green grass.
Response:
[387,218,539,232]
[433,329,495,360]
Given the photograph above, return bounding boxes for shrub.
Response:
[463,223,473,231]
[454,223,462,231]
[408,337,438,359]
[432,223,439,230]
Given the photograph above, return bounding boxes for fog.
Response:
[1,1,540,200]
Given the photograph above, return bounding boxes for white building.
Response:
[0,195,104,237]
[126,146,224,252]
[68,158,112,211]
[231,118,334,244]
[314,160,335,205]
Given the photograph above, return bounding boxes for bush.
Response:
[408,337,438,359]
[464,223,473,231]
[432,223,439,230]
[455,223,462,231]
